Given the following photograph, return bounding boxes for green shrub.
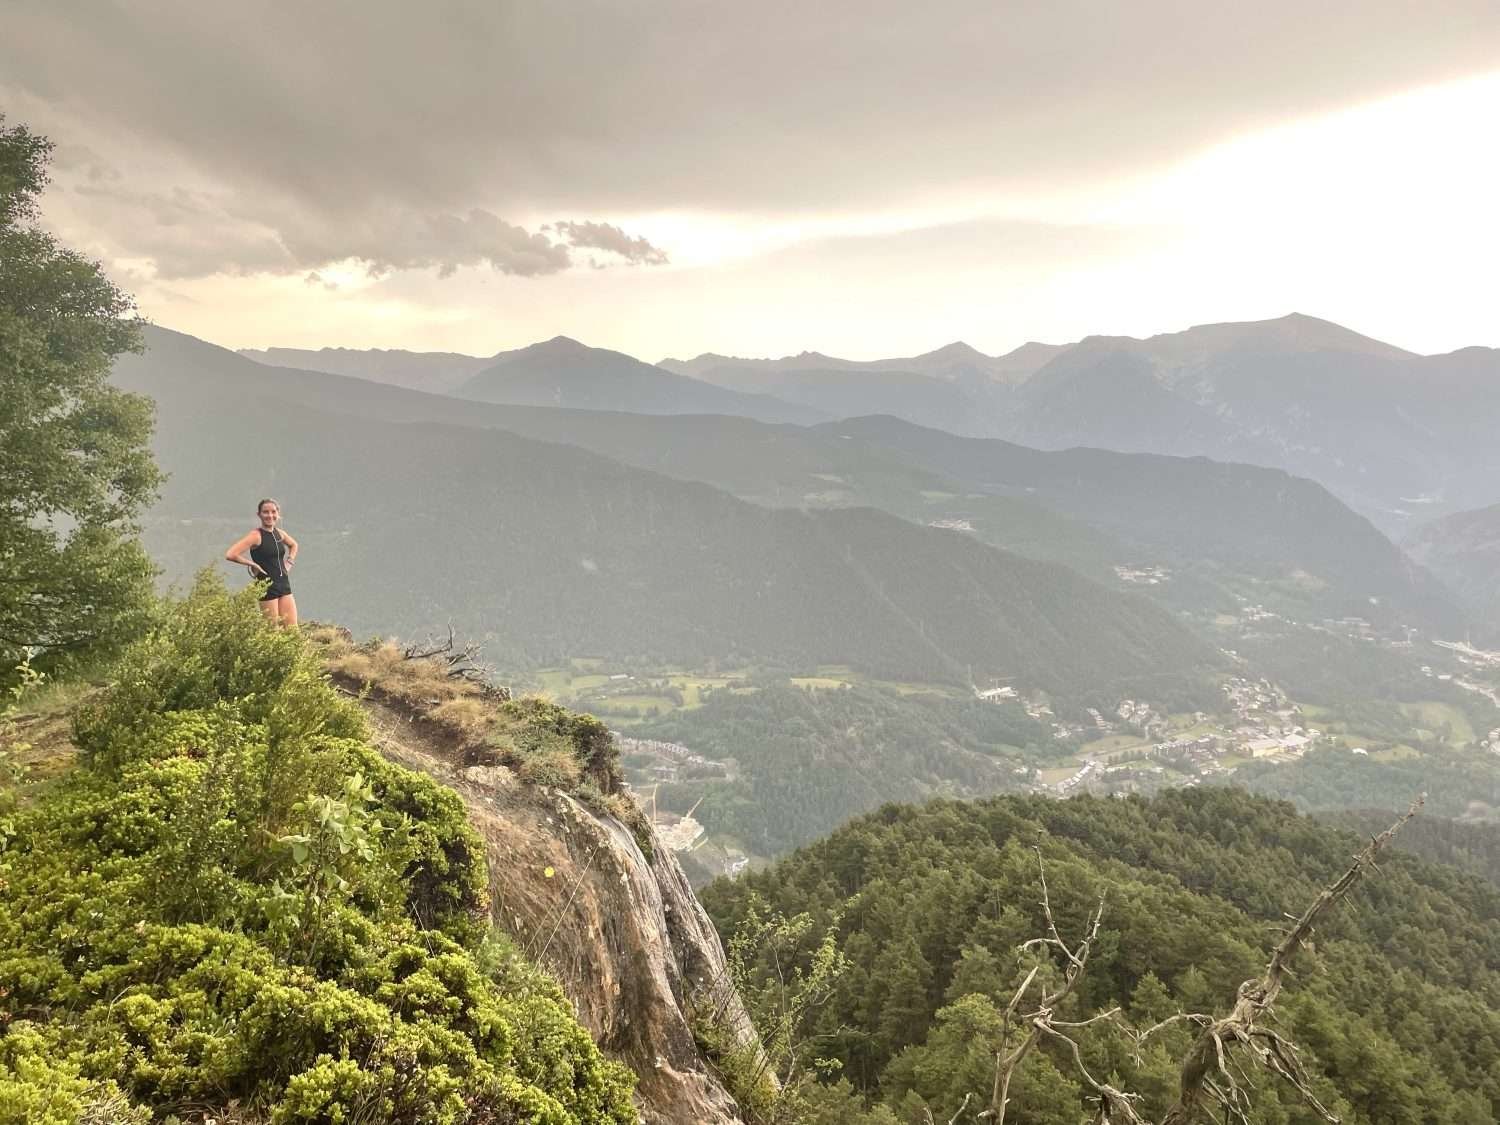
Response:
[0,576,635,1123]
[498,697,621,792]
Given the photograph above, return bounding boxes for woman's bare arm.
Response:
[279,530,298,565]
[225,530,266,574]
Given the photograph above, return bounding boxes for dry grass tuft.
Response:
[307,628,633,821]
[432,696,496,740]
[314,631,485,711]
[517,744,584,789]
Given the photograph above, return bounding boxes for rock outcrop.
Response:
[357,692,754,1125]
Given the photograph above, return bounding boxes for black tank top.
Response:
[250,528,286,578]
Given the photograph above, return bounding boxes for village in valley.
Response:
[1027,675,1324,797]
[520,587,1500,882]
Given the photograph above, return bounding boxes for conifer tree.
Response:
[875,933,933,1057]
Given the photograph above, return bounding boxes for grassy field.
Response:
[1295,699,1478,753]
[1086,733,1152,756]
[1037,766,1080,786]
[534,658,971,724]
[879,680,968,698]
[1399,701,1478,744]
[591,694,678,717]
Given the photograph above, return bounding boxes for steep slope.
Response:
[455,336,823,423]
[1406,500,1500,641]
[344,677,753,1124]
[0,588,657,1123]
[113,327,1217,698]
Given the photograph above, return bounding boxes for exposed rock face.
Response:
[357,694,752,1125]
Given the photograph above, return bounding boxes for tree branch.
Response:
[975,796,1421,1125]
[1160,794,1423,1125]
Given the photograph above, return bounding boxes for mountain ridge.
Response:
[456,334,825,423]
[253,312,1500,527]
[148,326,1466,634]
[115,325,1221,698]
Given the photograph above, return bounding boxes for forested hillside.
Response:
[636,683,1050,856]
[1323,809,1500,888]
[820,416,1461,631]
[703,788,1500,1123]
[1236,747,1500,823]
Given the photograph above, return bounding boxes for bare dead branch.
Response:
[1160,794,1423,1125]
[1037,1021,1150,1125]
[402,623,458,661]
[985,850,1106,1124]
[973,796,1420,1125]
[401,624,510,699]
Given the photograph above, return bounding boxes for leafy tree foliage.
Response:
[705,789,1500,1122]
[0,117,162,680]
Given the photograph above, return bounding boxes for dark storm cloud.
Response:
[3,0,1496,278]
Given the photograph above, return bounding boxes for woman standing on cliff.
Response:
[224,498,299,627]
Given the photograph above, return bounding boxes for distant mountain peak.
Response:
[529,334,590,352]
[921,341,988,360]
[1163,312,1416,360]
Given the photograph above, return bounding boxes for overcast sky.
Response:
[5,1,1499,360]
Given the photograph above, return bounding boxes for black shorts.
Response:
[258,576,292,601]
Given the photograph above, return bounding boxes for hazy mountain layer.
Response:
[114,328,1217,698]
[456,336,824,423]
[1406,500,1500,641]
[660,338,1067,384]
[238,345,494,393]
[820,415,1462,631]
[221,329,1466,632]
[677,363,994,438]
[261,313,1500,534]
[999,314,1500,529]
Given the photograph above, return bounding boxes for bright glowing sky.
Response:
[5,3,1498,360]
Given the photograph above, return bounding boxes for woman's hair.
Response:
[257,498,280,515]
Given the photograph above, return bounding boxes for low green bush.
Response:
[0,574,635,1123]
[494,698,620,793]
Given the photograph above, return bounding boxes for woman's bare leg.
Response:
[278,594,299,628]
[259,598,278,621]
